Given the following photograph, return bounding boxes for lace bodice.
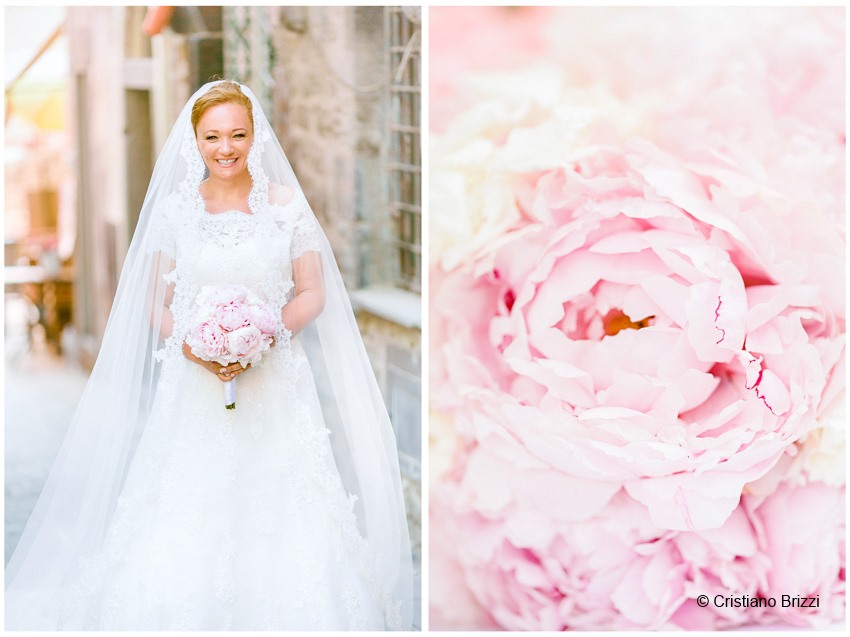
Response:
[151,189,321,360]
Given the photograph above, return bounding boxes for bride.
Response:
[5,81,413,630]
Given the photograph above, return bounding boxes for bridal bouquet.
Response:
[430,6,845,631]
[186,285,277,409]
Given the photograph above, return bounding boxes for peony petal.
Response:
[611,559,656,625]
[637,159,750,246]
[639,275,690,327]
[686,283,735,362]
[753,369,791,417]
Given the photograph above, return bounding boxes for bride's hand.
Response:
[182,342,251,382]
[216,361,251,382]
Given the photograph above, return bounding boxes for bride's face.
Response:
[195,102,253,182]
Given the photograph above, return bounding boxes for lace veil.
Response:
[5,81,413,629]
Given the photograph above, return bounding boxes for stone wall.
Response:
[268,6,421,558]
[268,6,393,290]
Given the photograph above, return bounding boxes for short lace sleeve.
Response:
[291,193,322,259]
[148,194,181,257]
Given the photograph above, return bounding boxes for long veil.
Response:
[5,81,413,630]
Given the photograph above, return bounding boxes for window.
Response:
[386,7,421,293]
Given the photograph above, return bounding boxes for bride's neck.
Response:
[200,173,252,205]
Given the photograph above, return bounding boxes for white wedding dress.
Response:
[54,191,395,630]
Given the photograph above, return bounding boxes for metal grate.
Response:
[386,7,421,293]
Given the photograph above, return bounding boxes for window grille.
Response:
[386,7,421,293]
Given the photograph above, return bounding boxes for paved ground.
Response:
[4,304,421,628]
[4,321,88,563]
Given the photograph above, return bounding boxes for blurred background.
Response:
[4,5,421,625]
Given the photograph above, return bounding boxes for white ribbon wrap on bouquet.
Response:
[224,379,236,409]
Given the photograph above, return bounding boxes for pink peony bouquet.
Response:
[186,285,277,409]
[430,6,845,631]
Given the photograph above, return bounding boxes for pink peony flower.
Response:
[187,319,228,361]
[430,5,845,631]
[433,140,842,532]
[247,303,278,336]
[215,301,250,333]
[225,325,264,364]
[433,475,844,630]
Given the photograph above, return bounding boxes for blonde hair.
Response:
[191,81,253,134]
